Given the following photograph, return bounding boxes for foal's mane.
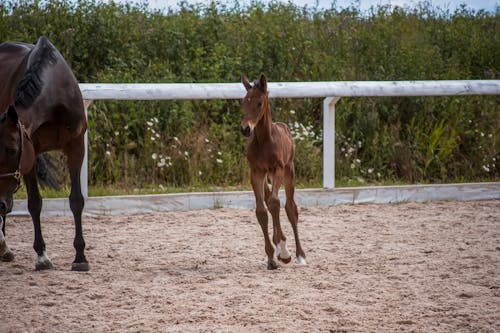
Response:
[14,37,57,108]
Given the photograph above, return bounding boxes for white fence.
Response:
[78,80,500,197]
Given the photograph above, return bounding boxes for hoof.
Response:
[1,249,14,262]
[296,256,307,265]
[267,259,278,270]
[35,260,54,271]
[35,252,54,271]
[71,262,90,272]
[278,255,292,264]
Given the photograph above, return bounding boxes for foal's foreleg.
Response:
[268,169,291,264]
[251,170,277,270]
[65,136,89,271]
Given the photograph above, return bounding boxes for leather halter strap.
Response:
[0,120,24,193]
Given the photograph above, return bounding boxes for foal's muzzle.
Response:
[240,125,251,137]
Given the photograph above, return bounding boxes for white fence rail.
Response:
[78,80,500,197]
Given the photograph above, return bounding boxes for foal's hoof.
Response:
[71,262,90,272]
[267,259,278,270]
[1,249,14,262]
[278,255,292,264]
[296,256,307,265]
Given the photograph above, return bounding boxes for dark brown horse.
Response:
[0,36,89,271]
[240,74,306,270]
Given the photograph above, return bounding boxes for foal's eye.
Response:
[257,101,262,107]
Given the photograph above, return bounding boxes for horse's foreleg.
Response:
[284,162,306,264]
[269,169,291,264]
[65,136,89,272]
[251,170,277,270]
[0,215,14,262]
[24,169,53,270]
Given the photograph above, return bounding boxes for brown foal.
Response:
[240,74,306,270]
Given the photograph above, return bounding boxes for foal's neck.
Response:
[254,97,273,143]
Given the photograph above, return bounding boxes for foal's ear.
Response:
[258,74,267,93]
[241,75,252,91]
[7,105,18,124]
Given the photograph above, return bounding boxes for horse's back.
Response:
[0,42,32,112]
[13,37,85,141]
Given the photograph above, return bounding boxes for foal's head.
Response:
[0,106,32,214]
[240,74,269,137]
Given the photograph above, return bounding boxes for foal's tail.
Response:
[36,154,60,190]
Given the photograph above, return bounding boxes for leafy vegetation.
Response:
[1,0,498,194]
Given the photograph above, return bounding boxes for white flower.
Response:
[217,151,222,156]
[355,159,361,164]
[205,138,210,143]
[482,165,490,172]
[151,137,155,141]
[216,159,223,164]
[146,121,153,127]
[350,163,355,169]
[184,151,189,156]
[174,137,179,142]
[152,153,158,160]
[367,168,374,174]
[114,131,119,136]
[153,117,159,123]
[105,151,111,156]
[198,171,202,176]
[290,110,295,114]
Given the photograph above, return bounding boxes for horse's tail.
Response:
[36,154,60,191]
[14,36,57,108]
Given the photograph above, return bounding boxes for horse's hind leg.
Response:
[24,168,54,270]
[64,135,89,271]
[0,215,14,262]
[284,163,306,264]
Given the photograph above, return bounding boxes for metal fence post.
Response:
[323,97,341,189]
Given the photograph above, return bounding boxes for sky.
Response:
[116,0,499,13]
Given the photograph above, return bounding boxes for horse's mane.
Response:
[14,37,57,107]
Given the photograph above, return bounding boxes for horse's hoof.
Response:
[35,260,54,271]
[71,262,90,272]
[1,249,14,262]
[35,252,54,270]
[267,260,278,270]
[296,256,307,265]
[278,255,292,264]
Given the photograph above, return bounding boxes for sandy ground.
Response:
[0,200,499,333]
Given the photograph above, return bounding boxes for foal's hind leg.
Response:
[64,135,89,271]
[284,163,306,264]
[24,167,53,270]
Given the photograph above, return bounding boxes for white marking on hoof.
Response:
[278,240,291,261]
[296,256,307,265]
[36,251,53,270]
